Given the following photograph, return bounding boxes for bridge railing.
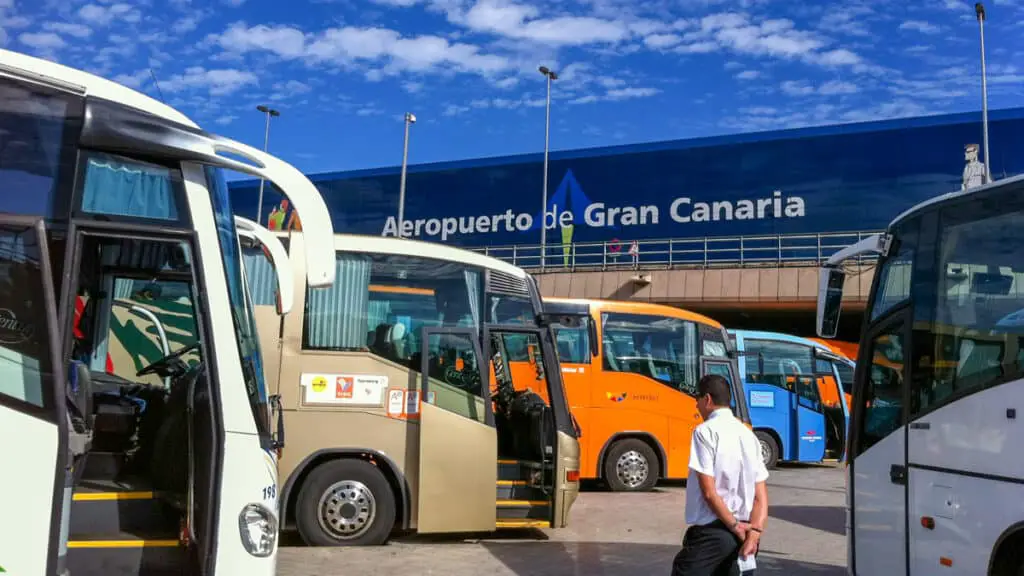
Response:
[471,231,884,272]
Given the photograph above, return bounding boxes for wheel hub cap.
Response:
[616,450,649,488]
[759,439,770,465]
[317,480,376,540]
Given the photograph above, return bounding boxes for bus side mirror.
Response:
[817,266,845,339]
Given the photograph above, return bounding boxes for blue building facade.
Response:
[229,108,1024,250]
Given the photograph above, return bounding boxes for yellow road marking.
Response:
[497,459,519,465]
[67,540,179,549]
[496,500,548,507]
[73,491,155,501]
[496,480,528,486]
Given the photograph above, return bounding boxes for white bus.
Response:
[817,174,1024,575]
[0,49,337,575]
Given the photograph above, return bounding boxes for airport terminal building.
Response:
[230,107,1024,250]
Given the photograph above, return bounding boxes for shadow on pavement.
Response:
[481,541,844,575]
[769,505,845,536]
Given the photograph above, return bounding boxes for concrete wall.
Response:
[534,263,876,309]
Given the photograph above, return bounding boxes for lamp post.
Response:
[976,3,991,184]
[538,65,558,269]
[397,112,416,238]
[255,105,280,225]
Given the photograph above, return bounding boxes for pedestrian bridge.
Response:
[472,232,881,337]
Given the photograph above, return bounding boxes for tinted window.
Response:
[601,312,698,395]
[304,252,483,373]
[554,317,590,364]
[0,79,77,218]
[0,225,55,411]
[910,198,1024,416]
[870,221,918,322]
[859,327,905,454]
[423,331,485,423]
[743,339,813,391]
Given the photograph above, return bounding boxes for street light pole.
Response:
[255,105,280,225]
[538,65,558,269]
[397,112,416,238]
[976,3,991,184]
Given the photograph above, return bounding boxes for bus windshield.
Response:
[206,166,271,439]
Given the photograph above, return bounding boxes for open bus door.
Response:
[0,218,67,575]
[417,327,497,533]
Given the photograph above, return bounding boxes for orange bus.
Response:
[538,298,749,492]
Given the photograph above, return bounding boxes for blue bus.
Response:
[728,330,851,468]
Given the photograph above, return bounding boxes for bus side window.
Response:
[554,319,589,364]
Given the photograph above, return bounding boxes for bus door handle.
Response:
[890,464,907,485]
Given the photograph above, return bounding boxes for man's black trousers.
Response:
[670,520,757,576]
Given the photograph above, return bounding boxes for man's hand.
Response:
[730,521,750,541]
[740,530,760,557]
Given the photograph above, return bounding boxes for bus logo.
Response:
[311,376,327,393]
[606,392,627,403]
[0,308,33,345]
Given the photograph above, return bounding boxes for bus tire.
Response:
[604,438,658,492]
[755,431,779,470]
[295,459,396,547]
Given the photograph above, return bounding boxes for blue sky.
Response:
[9,0,1024,175]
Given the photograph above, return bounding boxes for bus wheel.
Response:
[604,439,658,492]
[755,431,779,470]
[295,459,396,547]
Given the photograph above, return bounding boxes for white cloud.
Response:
[402,80,423,93]
[161,66,258,96]
[672,12,867,71]
[43,22,92,38]
[173,16,201,34]
[819,80,858,95]
[78,3,141,26]
[215,114,238,125]
[356,106,383,116]
[456,0,629,46]
[493,76,519,89]
[270,79,312,100]
[223,0,246,5]
[371,0,423,5]
[735,69,760,80]
[113,69,150,89]
[644,33,681,49]
[569,85,659,104]
[213,22,511,78]
[19,32,66,51]
[781,80,815,96]
[900,20,940,34]
[443,103,469,116]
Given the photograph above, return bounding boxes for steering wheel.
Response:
[137,342,200,378]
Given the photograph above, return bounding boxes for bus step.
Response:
[496,481,548,502]
[67,532,185,575]
[497,459,547,481]
[79,451,129,482]
[71,478,179,536]
[495,519,550,530]
[495,499,551,521]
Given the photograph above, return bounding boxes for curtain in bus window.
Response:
[464,269,480,330]
[684,322,698,392]
[81,155,179,220]
[306,254,371,349]
[241,248,278,307]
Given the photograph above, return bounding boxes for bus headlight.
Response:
[238,503,278,557]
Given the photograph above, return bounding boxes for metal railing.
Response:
[471,231,884,272]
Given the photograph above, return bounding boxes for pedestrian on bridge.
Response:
[672,374,768,576]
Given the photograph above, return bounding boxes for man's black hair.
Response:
[698,374,732,407]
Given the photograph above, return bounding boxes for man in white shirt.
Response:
[672,374,769,576]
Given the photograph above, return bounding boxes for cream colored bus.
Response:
[241,233,581,546]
